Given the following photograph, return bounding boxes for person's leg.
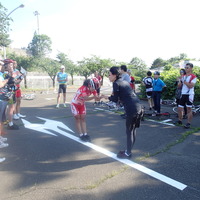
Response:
[125,116,133,155]
[74,115,82,134]
[186,107,192,123]
[80,114,87,134]
[156,92,161,113]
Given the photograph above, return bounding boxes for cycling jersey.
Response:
[71,85,97,105]
[181,74,197,95]
[108,79,141,116]
[143,76,153,92]
[57,72,68,84]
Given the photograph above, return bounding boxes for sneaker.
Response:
[184,123,191,129]
[0,136,7,142]
[0,141,9,148]
[0,157,6,163]
[84,135,91,142]
[7,124,19,130]
[63,104,67,108]
[56,104,59,108]
[174,120,182,125]
[117,150,131,159]
[17,113,26,118]
[13,114,20,120]
[80,135,88,142]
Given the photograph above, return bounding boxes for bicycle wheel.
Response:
[173,106,178,114]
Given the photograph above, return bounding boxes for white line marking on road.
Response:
[145,119,175,126]
[22,117,186,191]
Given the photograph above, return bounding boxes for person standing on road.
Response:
[56,65,68,108]
[71,79,100,142]
[0,61,9,163]
[120,65,131,119]
[152,71,166,115]
[12,61,26,119]
[142,71,154,110]
[127,69,136,93]
[175,69,187,118]
[101,66,142,159]
[175,63,197,129]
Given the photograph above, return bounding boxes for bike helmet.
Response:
[83,79,96,90]
[154,71,160,75]
[3,59,14,64]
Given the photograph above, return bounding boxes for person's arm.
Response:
[183,78,196,88]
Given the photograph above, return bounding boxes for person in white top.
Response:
[175,63,197,129]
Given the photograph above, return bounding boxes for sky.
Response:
[1,0,200,66]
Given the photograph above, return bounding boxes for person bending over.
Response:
[71,79,100,142]
[101,67,142,159]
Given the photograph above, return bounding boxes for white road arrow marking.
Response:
[22,117,187,191]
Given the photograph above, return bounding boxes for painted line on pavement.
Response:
[22,118,187,191]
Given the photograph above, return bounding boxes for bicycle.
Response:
[94,101,124,112]
[22,93,36,100]
[173,105,200,116]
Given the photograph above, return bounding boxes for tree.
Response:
[27,32,52,58]
[0,3,12,54]
[129,57,147,71]
[57,52,77,85]
[151,57,167,69]
[32,57,60,88]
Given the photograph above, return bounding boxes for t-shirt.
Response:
[121,73,131,83]
[71,85,97,105]
[153,78,165,92]
[57,72,68,84]
[181,74,197,95]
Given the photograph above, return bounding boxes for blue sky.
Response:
[1,0,200,66]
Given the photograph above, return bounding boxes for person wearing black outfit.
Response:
[101,66,142,159]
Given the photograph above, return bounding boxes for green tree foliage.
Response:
[27,32,52,58]
[151,57,167,69]
[0,3,11,47]
[32,57,60,88]
[57,52,77,85]
[77,55,114,83]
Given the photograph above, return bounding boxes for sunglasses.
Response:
[185,67,190,69]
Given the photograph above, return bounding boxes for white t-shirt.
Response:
[181,74,197,95]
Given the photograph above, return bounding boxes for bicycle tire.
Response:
[173,106,178,114]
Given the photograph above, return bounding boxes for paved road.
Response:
[0,87,200,200]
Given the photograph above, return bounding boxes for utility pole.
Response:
[34,11,40,35]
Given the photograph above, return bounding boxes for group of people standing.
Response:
[142,63,197,129]
[0,59,26,163]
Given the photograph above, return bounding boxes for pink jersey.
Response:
[71,85,97,105]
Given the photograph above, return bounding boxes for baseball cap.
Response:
[60,65,65,69]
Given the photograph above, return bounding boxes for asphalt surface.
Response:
[0,86,200,200]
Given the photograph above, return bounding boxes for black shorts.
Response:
[58,84,67,93]
[179,94,193,107]
[146,91,153,98]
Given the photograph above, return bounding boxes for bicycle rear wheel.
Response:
[173,106,178,114]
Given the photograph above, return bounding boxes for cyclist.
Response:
[142,71,154,110]
[175,69,187,118]
[3,60,19,130]
[175,63,197,128]
[12,60,26,119]
[56,65,68,108]
[152,71,166,115]
[71,79,100,142]
[101,66,142,159]
[0,61,9,162]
